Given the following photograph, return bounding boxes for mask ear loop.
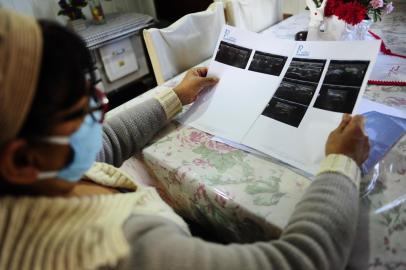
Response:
[40,137,70,145]
[37,171,59,180]
[35,136,70,180]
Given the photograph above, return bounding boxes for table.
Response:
[113,2,406,268]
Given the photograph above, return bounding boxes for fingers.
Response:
[347,115,370,165]
[356,137,370,166]
[337,113,352,132]
[325,113,370,166]
[196,76,219,90]
[194,67,208,77]
[173,67,219,105]
[351,115,365,126]
[190,67,219,87]
[362,138,371,163]
[346,115,366,136]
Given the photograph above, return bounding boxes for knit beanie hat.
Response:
[0,8,43,146]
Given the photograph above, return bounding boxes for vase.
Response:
[341,19,373,40]
[88,0,106,24]
[324,15,372,41]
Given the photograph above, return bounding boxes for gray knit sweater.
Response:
[97,98,360,270]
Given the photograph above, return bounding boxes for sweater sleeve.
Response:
[96,88,182,167]
[115,162,360,270]
[96,98,167,167]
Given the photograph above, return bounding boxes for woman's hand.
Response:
[173,67,219,105]
[325,114,370,166]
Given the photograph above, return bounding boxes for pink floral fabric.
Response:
[131,3,406,268]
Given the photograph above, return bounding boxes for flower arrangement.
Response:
[58,0,110,23]
[313,0,394,25]
[58,0,88,20]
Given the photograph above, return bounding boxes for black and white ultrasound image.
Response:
[274,78,318,106]
[262,98,307,127]
[284,58,326,83]
[214,41,252,69]
[323,60,370,86]
[314,85,360,113]
[248,51,288,76]
[313,60,369,113]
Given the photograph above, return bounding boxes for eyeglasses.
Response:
[89,87,109,123]
[59,87,109,123]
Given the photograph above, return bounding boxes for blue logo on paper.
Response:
[296,45,310,57]
[224,29,237,43]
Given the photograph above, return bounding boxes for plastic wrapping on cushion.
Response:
[143,2,225,85]
[361,111,406,175]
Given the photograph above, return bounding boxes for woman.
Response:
[0,9,370,270]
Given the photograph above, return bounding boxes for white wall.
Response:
[283,0,307,15]
[0,0,157,23]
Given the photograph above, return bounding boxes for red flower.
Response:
[335,2,367,25]
[325,0,343,17]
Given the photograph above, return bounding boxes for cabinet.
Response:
[91,33,151,94]
[72,13,155,95]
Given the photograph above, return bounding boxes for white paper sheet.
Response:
[243,41,380,174]
[181,25,380,175]
[213,98,406,175]
[181,26,296,142]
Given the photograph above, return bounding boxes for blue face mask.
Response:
[38,114,103,182]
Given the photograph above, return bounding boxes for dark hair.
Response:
[19,20,96,137]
